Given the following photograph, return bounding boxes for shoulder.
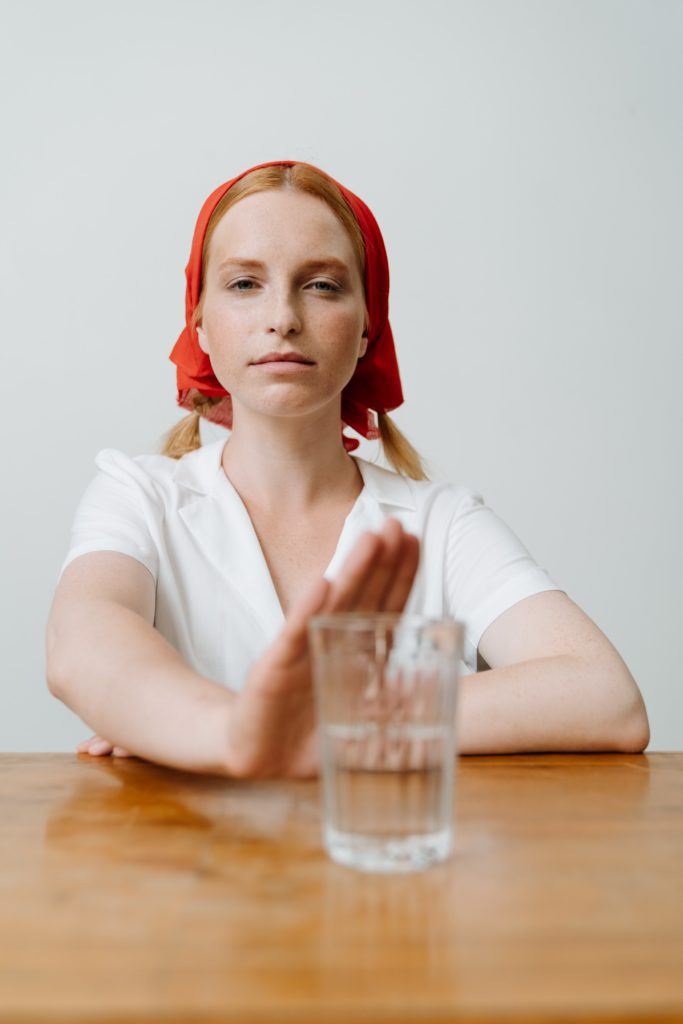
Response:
[91,440,224,497]
[355,456,482,520]
[90,447,177,502]
[94,446,177,478]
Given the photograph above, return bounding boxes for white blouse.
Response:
[58,439,564,687]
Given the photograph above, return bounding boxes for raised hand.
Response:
[223,516,420,780]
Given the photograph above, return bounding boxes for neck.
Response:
[220,404,363,515]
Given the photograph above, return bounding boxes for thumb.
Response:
[274,575,331,665]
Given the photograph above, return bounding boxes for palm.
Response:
[224,517,420,779]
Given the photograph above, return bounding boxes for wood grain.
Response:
[1,753,681,1023]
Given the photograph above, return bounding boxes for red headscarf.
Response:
[168,159,404,452]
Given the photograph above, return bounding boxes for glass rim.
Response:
[308,612,465,632]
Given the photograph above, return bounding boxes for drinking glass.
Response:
[308,613,463,873]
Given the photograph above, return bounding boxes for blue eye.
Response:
[310,280,340,292]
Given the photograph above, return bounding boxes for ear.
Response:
[359,326,368,360]
[196,323,209,355]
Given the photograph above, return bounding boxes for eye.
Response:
[309,280,341,293]
[227,278,341,294]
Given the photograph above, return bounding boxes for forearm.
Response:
[47,600,234,776]
[456,655,650,755]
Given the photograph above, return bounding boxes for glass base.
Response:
[324,825,453,873]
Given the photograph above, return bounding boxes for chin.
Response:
[241,389,342,420]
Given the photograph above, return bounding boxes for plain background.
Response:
[1,0,680,751]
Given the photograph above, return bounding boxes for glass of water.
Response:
[308,613,464,873]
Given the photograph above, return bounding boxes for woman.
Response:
[46,160,650,777]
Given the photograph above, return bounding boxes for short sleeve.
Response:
[57,448,160,583]
[445,489,565,672]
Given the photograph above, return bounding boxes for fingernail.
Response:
[89,740,109,754]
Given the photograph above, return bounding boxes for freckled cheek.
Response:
[313,308,364,356]
[201,311,252,368]
[315,320,366,390]
[315,306,359,334]
[203,307,251,341]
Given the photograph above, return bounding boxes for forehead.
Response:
[208,189,356,265]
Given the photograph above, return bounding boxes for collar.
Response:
[172,438,417,511]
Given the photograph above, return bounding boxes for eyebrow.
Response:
[217,256,351,275]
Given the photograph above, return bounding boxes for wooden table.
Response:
[1,753,681,1023]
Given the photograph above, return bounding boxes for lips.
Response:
[252,351,315,365]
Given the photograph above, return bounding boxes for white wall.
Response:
[2,0,680,751]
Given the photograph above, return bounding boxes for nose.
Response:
[266,283,302,337]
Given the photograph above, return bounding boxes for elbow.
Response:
[576,655,650,754]
[616,708,650,753]
[46,662,67,700]
[45,620,71,701]
[45,652,68,700]
[610,673,650,754]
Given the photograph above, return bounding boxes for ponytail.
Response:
[158,394,222,460]
[377,412,430,480]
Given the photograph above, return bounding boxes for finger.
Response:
[259,522,408,674]
[380,532,421,611]
[76,735,98,751]
[321,527,390,613]
[112,747,132,757]
[77,735,111,753]
[351,518,406,611]
[86,738,114,755]
[269,575,331,669]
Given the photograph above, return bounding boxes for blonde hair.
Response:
[159,163,430,480]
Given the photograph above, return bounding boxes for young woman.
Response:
[46,159,650,777]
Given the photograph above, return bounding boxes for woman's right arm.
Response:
[45,551,235,776]
[47,518,420,779]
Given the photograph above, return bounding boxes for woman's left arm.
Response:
[456,590,650,754]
